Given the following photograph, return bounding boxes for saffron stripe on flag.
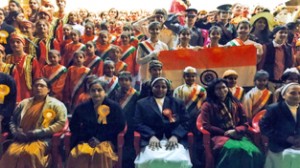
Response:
[159,45,257,88]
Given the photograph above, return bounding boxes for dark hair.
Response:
[118,71,132,81]
[236,20,251,30]
[250,17,271,43]
[148,21,162,30]
[84,22,95,33]
[84,74,98,92]
[0,8,6,17]
[108,8,119,19]
[120,32,131,38]
[71,29,81,37]
[33,77,52,93]
[4,11,21,25]
[209,26,223,36]
[9,0,23,13]
[150,77,172,97]
[281,71,300,82]
[153,8,167,20]
[48,49,61,57]
[206,78,237,104]
[270,25,288,38]
[123,23,134,36]
[73,50,85,58]
[85,41,96,48]
[254,70,269,81]
[99,21,109,31]
[179,27,191,35]
[88,79,106,92]
[286,22,298,44]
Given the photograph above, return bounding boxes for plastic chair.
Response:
[196,115,214,168]
[0,119,69,168]
[64,125,127,168]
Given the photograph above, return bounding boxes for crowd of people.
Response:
[1,0,300,167]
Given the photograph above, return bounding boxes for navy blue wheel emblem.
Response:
[200,70,218,86]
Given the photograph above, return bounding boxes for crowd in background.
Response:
[1,0,300,167]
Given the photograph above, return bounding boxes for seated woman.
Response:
[134,77,192,168]
[0,78,67,168]
[260,83,300,168]
[200,78,264,168]
[67,79,126,168]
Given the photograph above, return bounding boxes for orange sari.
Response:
[0,100,49,168]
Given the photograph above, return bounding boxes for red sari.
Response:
[63,65,90,111]
[84,55,103,76]
[42,64,67,101]
[62,42,85,67]
[6,54,41,102]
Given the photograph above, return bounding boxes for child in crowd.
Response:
[81,22,97,44]
[139,60,163,99]
[206,26,223,48]
[99,60,119,98]
[60,24,73,54]
[64,51,90,113]
[223,69,244,101]
[119,32,138,76]
[177,27,193,49]
[273,67,300,102]
[243,70,272,119]
[122,24,139,48]
[95,30,113,60]
[258,26,294,92]
[226,20,263,56]
[77,74,98,105]
[5,33,42,102]
[136,21,168,82]
[62,29,85,67]
[173,66,207,116]
[0,44,18,76]
[108,45,127,75]
[19,20,34,54]
[42,49,67,101]
[30,19,60,65]
[111,71,139,168]
[84,41,103,76]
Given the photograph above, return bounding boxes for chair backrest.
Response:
[252,110,266,132]
[196,114,202,131]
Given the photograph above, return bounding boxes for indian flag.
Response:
[159,45,257,88]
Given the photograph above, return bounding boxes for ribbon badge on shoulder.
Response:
[0,84,10,104]
[163,108,176,123]
[0,30,9,44]
[42,109,56,128]
[98,105,110,124]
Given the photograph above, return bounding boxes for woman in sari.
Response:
[199,78,264,168]
[260,83,300,168]
[134,77,192,168]
[0,78,67,168]
[67,79,125,168]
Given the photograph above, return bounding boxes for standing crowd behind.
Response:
[1,0,300,168]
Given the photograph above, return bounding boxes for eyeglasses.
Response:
[227,77,237,80]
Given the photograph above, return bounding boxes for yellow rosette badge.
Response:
[97,105,110,124]
[0,84,10,104]
[42,109,56,128]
